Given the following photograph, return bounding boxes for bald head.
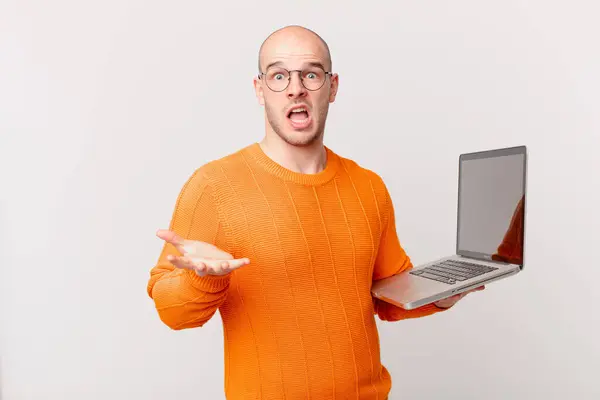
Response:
[258,25,332,73]
[253,25,339,148]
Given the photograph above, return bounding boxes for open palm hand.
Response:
[156,229,250,277]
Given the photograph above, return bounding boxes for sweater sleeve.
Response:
[147,168,232,330]
[372,184,447,321]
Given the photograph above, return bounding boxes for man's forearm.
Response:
[148,266,231,330]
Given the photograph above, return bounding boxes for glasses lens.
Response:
[265,68,290,91]
[301,67,326,90]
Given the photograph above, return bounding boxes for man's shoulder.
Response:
[333,149,388,189]
[189,143,254,184]
[332,150,398,220]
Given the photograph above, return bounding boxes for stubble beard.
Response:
[265,101,329,147]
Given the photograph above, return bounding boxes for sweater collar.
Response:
[243,142,340,185]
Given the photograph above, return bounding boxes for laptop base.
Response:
[371,255,521,310]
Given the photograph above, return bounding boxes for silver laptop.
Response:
[371,145,527,310]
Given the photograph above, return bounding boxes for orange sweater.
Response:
[147,143,445,399]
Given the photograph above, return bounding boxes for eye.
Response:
[274,74,285,80]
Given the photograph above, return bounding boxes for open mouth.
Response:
[287,106,311,129]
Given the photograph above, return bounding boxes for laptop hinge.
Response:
[457,254,510,266]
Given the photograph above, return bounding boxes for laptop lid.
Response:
[456,146,527,267]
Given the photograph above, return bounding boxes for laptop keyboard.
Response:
[409,259,498,285]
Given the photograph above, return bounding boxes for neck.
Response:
[259,134,327,175]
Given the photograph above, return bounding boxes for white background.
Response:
[1,1,599,399]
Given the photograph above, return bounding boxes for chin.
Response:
[280,130,321,147]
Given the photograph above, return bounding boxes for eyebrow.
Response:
[264,60,327,71]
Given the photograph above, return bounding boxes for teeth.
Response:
[291,108,306,113]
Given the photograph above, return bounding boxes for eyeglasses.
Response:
[258,66,332,92]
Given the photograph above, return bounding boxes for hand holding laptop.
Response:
[433,285,485,308]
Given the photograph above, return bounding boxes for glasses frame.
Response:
[258,67,333,92]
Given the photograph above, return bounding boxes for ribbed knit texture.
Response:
[147,143,445,399]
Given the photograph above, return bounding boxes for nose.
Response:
[287,71,307,99]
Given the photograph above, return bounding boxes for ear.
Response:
[328,73,339,103]
[253,76,265,106]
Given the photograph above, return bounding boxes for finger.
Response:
[453,293,466,302]
[195,261,208,277]
[204,258,250,273]
[166,255,189,270]
[167,254,194,270]
[220,257,250,271]
[446,293,465,305]
[469,286,485,293]
[157,229,185,251]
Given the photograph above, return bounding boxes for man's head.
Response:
[254,25,339,147]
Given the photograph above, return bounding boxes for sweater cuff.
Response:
[185,269,231,292]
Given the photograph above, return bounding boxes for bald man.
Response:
[148,25,481,400]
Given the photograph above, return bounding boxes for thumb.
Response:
[470,286,485,293]
[157,229,186,252]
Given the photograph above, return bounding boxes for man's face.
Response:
[254,33,338,147]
